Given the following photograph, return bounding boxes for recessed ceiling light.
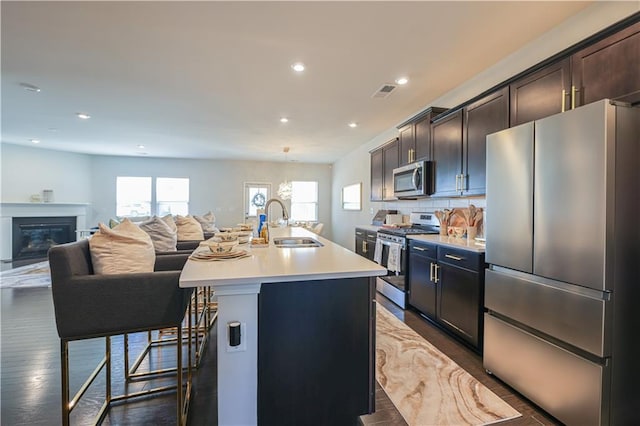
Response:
[348,122,358,128]
[30,139,40,144]
[291,63,305,72]
[395,77,409,85]
[137,144,145,149]
[280,117,289,123]
[76,112,91,119]
[20,82,41,92]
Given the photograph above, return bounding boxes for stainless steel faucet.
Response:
[265,198,289,222]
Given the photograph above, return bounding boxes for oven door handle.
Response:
[377,239,405,248]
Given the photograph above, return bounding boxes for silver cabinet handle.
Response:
[571,85,577,109]
[414,246,426,251]
[363,241,368,253]
[445,254,463,261]
[455,174,459,192]
[561,89,567,113]
[433,264,439,283]
[429,262,434,282]
[356,231,364,236]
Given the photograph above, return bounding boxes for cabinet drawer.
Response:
[409,241,437,258]
[437,246,482,271]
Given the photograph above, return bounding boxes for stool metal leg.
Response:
[61,340,70,426]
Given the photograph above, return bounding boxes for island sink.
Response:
[273,237,324,248]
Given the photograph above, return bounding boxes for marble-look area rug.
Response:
[0,261,51,289]
[376,305,521,425]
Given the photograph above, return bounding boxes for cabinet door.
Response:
[432,110,463,197]
[408,244,437,318]
[398,124,415,167]
[510,58,571,126]
[370,148,383,201]
[463,87,509,196]
[437,263,480,348]
[572,21,640,106]
[382,139,398,201]
[414,114,433,162]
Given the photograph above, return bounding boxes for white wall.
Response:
[331,2,639,250]
[88,155,333,236]
[0,143,93,203]
[1,144,333,238]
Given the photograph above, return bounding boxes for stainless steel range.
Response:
[374,212,439,308]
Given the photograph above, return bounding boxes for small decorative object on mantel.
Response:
[30,194,42,203]
[42,189,54,203]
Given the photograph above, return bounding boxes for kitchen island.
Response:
[179,227,387,425]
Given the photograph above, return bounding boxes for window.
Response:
[290,181,318,221]
[116,176,189,218]
[116,177,151,217]
[156,178,189,216]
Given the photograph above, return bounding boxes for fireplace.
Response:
[12,216,77,261]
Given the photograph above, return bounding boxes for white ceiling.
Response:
[1,1,592,164]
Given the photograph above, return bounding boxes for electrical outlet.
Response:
[226,322,247,352]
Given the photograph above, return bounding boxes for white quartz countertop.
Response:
[408,234,486,253]
[180,227,387,288]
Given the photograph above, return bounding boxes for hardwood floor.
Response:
[1,286,218,425]
[1,286,559,425]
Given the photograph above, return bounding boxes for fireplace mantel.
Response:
[1,202,90,261]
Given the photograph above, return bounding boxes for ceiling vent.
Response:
[371,83,397,99]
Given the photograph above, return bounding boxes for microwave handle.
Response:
[412,168,420,190]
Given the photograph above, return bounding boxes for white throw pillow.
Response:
[194,211,217,232]
[89,218,156,274]
[139,216,178,252]
[175,215,205,241]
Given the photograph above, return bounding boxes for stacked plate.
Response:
[189,248,250,262]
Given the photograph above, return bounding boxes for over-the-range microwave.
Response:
[393,160,434,198]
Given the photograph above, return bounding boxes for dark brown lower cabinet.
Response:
[355,228,377,261]
[258,277,375,425]
[408,241,485,352]
[408,241,438,318]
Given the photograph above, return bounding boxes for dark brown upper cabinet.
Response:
[397,107,447,167]
[370,138,399,202]
[572,20,640,107]
[462,87,510,196]
[382,139,399,201]
[370,147,383,201]
[398,123,414,166]
[431,109,464,197]
[510,58,571,126]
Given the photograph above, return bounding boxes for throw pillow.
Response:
[139,216,178,252]
[89,218,156,274]
[194,211,217,232]
[161,214,177,234]
[175,215,204,241]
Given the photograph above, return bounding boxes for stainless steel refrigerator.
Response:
[484,99,639,426]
